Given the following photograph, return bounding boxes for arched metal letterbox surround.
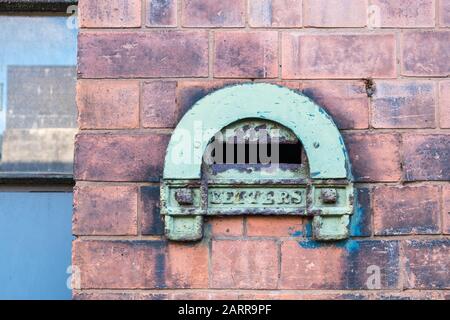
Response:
[164,83,349,180]
[161,83,354,242]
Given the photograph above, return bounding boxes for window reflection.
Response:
[0,16,77,175]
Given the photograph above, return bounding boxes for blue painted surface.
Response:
[0,193,73,300]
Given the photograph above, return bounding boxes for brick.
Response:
[239,291,446,300]
[209,217,244,237]
[73,291,169,300]
[78,31,208,78]
[249,0,302,27]
[214,32,278,78]
[139,186,164,235]
[371,81,436,129]
[282,34,396,79]
[169,292,239,300]
[74,133,170,182]
[440,81,450,128]
[372,291,445,300]
[146,0,177,27]
[211,240,278,289]
[73,240,167,289]
[444,186,450,234]
[373,186,441,236]
[304,0,367,27]
[344,133,402,182]
[280,240,400,289]
[77,80,140,129]
[299,81,369,129]
[73,240,208,289]
[166,243,209,288]
[182,0,245,27]
[402,31,450,77]
[79,0,141,28]
[349,188,372,237]
[73,185,138,236]
[177,81,244,116]
[403,134,450,181]
[246,217,305,237]
[440,0,450,26]
[74,291,259,300]
[369,0,435,27]
[238,292,370,300]
[142,81,178,128]
[403,240,450,289]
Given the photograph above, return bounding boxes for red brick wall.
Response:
[73,0,450,300]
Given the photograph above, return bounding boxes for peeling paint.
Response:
[161,84,354,241]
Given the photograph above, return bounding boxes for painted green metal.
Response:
[164,83,349,180]
[161,83,354,242]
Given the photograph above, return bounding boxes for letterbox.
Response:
[161,84,354,241]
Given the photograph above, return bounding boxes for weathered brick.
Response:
[350,188,372,237]
[214,32,278,78]
[165,243,209,288]
[209,217,244,237]
[74,133,169,182]
[73,291,169,300]
[371,81,436,129]
[344,133,402,182]
[444,186,450,234]
[440,81,450,128]
[146,0,177,27]
[280,241,344,289]
[246,217,305,237]
[73,240,167,289]
[74,290,445,300]
[249,0,302,27]
[139,186,164,235]
[403,134,450,181]
[299,81,369,129]
[79,0,142,28]
[252,291,445,300]
[211,240,278,289]
[282,34,396,79]
[77,80,140,129]
[169,291,239,300]
[73,185,138,236]
[304,0,367,27]
[177,81,244,116]
[369,0,435,27]
[78,32,208,78]
[372,291,445,300]
[73,240,208,289]
[182,0,245,27]
[142,81,178,128]
[238,292,370,300]
[440,0,450,26]
[280,240,400,289]
[373,186,441,236]
[403,240,450,289]
[402,31,450,77]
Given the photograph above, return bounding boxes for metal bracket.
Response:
[161,179,354,241]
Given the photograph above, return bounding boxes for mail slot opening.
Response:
[203,119,307,165]
[207,140,304,165]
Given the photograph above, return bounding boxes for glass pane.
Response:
[0,16,77,176]
[0,192,73,300]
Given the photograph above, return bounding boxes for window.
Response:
[0,1,77,300]
[0,15,77,177]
